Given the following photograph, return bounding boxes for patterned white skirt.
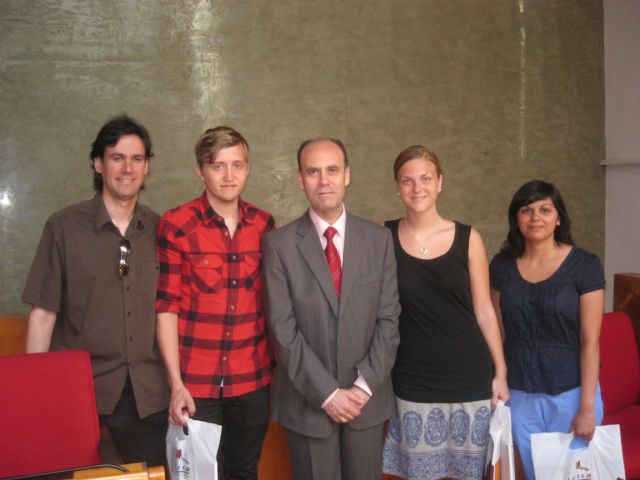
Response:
[382,396,491,480]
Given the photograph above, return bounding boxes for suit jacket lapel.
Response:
[296,212,340,316]
[339,212,363,318]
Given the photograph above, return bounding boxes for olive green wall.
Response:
[0,1,605,314]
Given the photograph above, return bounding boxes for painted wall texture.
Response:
[0,1,605,314]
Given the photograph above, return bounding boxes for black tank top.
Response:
[385,219,493,403]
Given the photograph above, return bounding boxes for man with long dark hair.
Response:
[23,114,169,467]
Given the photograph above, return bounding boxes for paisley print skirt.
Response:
[382,397,491,480]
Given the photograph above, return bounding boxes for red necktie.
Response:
[324,226,342,299]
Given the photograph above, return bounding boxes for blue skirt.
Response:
[382,396,492,480]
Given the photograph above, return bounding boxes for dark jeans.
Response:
[99,382,168,468]
[193,385,270,480]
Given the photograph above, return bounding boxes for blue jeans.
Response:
[508,385,603,480]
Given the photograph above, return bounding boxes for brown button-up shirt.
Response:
[22,194,169,418]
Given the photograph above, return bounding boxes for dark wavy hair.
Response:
[90,114,153,191]
[500,179,573,258]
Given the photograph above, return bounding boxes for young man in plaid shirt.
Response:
[156,127,275,480]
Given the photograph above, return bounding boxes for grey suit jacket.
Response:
[262,210,400,438]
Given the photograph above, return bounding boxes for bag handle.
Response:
[183,414,190,436]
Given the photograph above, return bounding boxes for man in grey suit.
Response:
[262,138,401,480]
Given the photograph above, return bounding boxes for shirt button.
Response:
[222,356,227,361]
[226,331,231,337]
[127,311,131,317]
[126,286,130,291]
[229,305,235,310]
[129,337,133,342]
[224,231,229,237]
[231,255,237,261]
[204,259,209,265]
[231,280,237,286]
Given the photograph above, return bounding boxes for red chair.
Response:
[0,350,102,477]
[600,311,640,479]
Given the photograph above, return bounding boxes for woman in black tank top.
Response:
[381,145,509,480]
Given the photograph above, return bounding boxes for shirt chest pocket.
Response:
[240,253,263,292]
[190,254,224,294]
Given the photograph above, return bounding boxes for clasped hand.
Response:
[323,386,370,424]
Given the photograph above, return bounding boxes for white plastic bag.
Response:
[531,424,626,480]
[485,400,516,480]
[166,418,222,480]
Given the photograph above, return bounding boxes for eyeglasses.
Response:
[118,239,131,278]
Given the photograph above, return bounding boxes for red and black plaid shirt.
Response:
[156,193,275,398]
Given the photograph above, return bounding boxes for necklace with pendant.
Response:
[404,220,429,255]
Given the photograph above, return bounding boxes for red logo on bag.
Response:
[177,448,183,459]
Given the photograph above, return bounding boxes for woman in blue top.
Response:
[490,180,605,480]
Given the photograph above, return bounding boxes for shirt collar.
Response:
[92,193,146,235]
[197,191,255,227]
[308,204,347,240]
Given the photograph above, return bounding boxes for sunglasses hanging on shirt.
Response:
[118,239,131,278]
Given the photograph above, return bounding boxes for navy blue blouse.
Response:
[489,247,605,395]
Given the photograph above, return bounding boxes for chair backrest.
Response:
[0,315,28,356]
[600,311,640,415]
[0,350,102,477]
